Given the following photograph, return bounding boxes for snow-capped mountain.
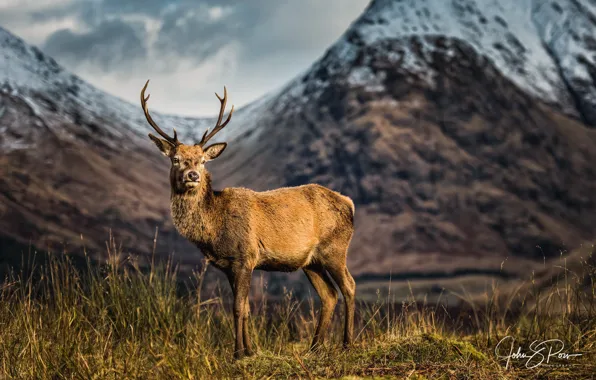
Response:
[297,0,596,126]
[211,0,596,277]
[2,0,596,285]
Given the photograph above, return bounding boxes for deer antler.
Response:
[197,86,234,147]
[141,80,180,146]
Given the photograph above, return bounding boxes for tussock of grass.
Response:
[0,240,595,379]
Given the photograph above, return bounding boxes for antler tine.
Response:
[141,80,180,146]
[200,129,209,144]
[198,86,234,147]
[214,86,227,127]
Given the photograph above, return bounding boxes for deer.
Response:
[140,80,356,359]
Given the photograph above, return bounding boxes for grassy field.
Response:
[0,242,594,379]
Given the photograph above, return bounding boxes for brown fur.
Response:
[142,84,356,359]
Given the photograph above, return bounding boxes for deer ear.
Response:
[203,142,227,161]
[149,133,174,156]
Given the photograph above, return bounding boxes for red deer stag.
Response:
[140,80,356,359]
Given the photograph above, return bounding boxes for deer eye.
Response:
[172,157,180,165]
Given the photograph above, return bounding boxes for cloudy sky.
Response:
[0,0,369,116]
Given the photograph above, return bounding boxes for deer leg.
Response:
[303,265,338,351]
[327,264,356,348]
[227,266,253,359]
[242,297,254,356]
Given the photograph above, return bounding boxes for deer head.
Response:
[141,80,234,193]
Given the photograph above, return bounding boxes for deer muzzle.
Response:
[184,170,200,186]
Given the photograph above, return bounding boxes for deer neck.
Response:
[170,172,219,245]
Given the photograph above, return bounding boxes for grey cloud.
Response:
[16,0,367,75]
[29,2,86,23]
[153,1,275,63]
[99,0,248,16]
[81,0,249,26]
[80,0,173,26]
[43,19,147,73]
[29,0,177,26]
[30,0,283,68]
[152,0,368,65]
[101,0,175,16]
[3,0,368,115]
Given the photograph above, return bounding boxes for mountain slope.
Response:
[208,0,596,277]
[0,30,176,258]
[0,24,283,263]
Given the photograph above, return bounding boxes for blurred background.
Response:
[1,0,595,302]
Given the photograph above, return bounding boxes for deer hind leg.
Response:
[303,265,338,351]
[227,265,253,359]
[326,262,356,348]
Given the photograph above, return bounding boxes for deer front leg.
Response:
[227,265,253,359]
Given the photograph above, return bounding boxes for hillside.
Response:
[208,0,596,277]
[0,26,271,267]
[2,0,596,283]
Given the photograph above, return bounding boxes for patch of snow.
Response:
[20,95,44,117]
[1,139,33,151]
[329,38,358,67]
[347,66,386,92]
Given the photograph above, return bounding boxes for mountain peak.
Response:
[0,26,68,93]
[319,0,596,126]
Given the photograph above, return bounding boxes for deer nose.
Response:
[187,171,199,182]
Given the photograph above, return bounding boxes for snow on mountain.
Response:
[532,0,596,124]
[296,0,595,125]
[2,0,595,150]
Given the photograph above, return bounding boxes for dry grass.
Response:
[0,240,594,379]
